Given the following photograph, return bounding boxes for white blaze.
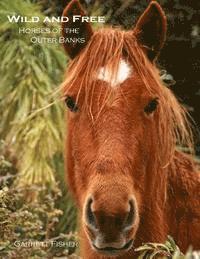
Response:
[97,59,132,87]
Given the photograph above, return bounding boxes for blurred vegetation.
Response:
[0,0,77,248]
[0,150,79,258]
[0,0,66,186]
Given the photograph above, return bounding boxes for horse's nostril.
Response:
[124,199,135,229]
[85,198,97,229]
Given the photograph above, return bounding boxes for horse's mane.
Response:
[62,27,194,168]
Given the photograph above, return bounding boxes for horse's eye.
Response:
[144,98,159,114]
[65,96,78,112]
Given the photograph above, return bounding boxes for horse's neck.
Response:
[136,151,199,244]
[149,150,198,204]
[165,151,200,248]
[167,150,199,197]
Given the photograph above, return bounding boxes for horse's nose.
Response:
[84,197,136,232]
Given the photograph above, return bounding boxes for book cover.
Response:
[0,0,199,258]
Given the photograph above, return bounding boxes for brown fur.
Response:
[61,1,200,258]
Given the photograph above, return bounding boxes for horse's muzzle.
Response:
[83,196,137,255]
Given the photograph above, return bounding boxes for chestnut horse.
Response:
[61,1,200,258]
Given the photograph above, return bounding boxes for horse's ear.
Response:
[62,0,93,59]
[134,1,167,61]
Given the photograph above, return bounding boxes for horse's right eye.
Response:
[65,96,78,112]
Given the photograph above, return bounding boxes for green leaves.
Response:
[135,236,199,259]
[0,0,67,186]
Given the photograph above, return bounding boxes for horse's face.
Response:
[62,0,167,256]
[67,70,159,255]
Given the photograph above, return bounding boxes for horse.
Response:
[61,1,200,258]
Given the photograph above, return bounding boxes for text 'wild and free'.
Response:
[7,15,105,23]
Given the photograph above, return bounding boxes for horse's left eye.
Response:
[65,96,78,112]
[144,98,159,114]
